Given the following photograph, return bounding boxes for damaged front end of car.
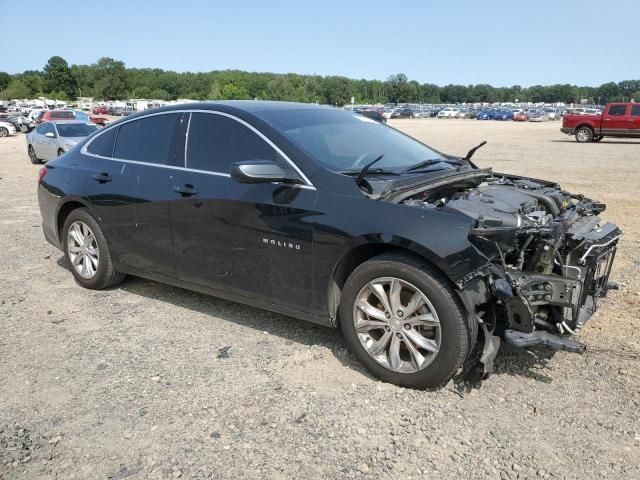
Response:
[391,171,622,377]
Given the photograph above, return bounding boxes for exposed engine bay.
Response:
[399,172,622,372]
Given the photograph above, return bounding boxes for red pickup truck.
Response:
[561,102,640,142]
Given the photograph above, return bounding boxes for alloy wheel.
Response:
[576,128,591,142]
[0,127,7,137]
[67,220,100,279]
[352,277,441,374]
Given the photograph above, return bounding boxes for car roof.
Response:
[45,120,92,125]
[135,100,334,117]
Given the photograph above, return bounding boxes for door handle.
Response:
[92,172,112,183]
[173,184,198,196]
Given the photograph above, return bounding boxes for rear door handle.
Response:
[92,172,112,183]
[173,184,198,196]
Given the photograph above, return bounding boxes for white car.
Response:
[26,120,100,164]
[437,107,460,118]
[0,121,17,137]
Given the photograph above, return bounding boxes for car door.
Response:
[629,104,640,136]
[601,104,628,134]
[31,124,48,158]
[37,123,58,160]
[106,112,183,277]
[169,111,317,312]
[83,125,142,268]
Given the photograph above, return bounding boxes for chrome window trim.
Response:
[80,108,315,188]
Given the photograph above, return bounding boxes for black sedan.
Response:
[391,107,415,119]
[37,101,621,389]
[354,108,386,123]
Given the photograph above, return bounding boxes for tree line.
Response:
[1,56,639,106]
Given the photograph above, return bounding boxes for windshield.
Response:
[73,111,89,121]
[257,109,446,172]
[56,123,99,137]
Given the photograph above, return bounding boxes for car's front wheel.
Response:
[62,208,125,289]
[575,126,594,143]
[0,127,8,137]
[57,148,65,157]
[340,253,470,389]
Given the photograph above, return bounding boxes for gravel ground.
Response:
[1,119,638,479]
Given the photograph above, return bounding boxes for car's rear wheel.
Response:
[28,145,41,164]
[575,126,594,143]
[62,208,125,289]
[339,253,469,389]
[57,148,65,157]
[0,127,8,137]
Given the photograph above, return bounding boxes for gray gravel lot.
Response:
[1,120,639,479]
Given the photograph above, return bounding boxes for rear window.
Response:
[87,127,117,157]
[114,113,180,165]
[51,111,74,119]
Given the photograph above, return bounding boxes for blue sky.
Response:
[3,0,638,86]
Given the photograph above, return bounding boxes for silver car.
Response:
[27,121,100,164]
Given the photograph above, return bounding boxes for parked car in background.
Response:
[26,121,100,163]
[561,102,640,142]
[354,109,387,123]
[437,107,460,118]
[92,106,109,115]
[513,112,529,122]
[528,110,548,122]
[0,120,17,137]
[36,109,108,126]
[391,107,414,119]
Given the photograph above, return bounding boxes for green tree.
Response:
[93,57,129,100]
[220,83,249,99]
[0,79,30,99]
[0,72,11,92]
[597,82,619,103]
[19,75,43,97]
[386,73,411,104]
[323,76,351,105]
[43,56,77,99]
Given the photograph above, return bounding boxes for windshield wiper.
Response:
[354,154,386,187]
[402,158,462,173]
[464,140,486,166]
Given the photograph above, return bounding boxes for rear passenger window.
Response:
[87,127,117,157]
[631,105,640,116]
[114,113,180,165]
[608,105,627,116]
[187,113,280,173]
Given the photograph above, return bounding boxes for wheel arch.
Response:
[56,198,93,241]
[575,123,595,133]
[327,242,456,325]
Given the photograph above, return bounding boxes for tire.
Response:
[575,126,594,143]
[339,252,470,389]
[57,148,65,157]
[62,208,125,290]
[28,145,41,164]
[0,127,8,137]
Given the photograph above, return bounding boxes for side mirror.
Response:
[230,160,291,184]
[45,132,56,138]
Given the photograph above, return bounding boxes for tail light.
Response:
[38,166,48,183]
